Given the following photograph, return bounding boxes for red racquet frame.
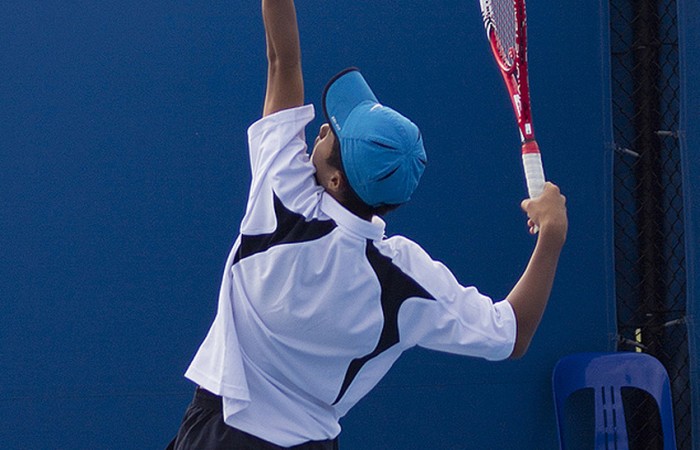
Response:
[480,0,545,200]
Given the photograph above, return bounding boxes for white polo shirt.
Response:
[184,105,516,447]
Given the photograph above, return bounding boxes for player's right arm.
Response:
[506,182,568,359]
[261,0,304,117]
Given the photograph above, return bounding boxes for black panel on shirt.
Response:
[332,240,436,405]
[233,193,337,264]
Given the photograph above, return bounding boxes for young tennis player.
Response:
[167,0,568,448]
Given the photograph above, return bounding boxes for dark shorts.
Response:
[166,387,339,450]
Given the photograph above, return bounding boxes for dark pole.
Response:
[632,0,665,447]
[633,0,665,350]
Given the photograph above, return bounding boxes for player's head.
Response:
[314,68,427,216]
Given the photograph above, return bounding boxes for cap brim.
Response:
[322,68,379,138]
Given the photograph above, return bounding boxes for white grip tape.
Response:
[522,153,545,199]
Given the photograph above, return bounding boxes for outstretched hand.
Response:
[262,0,304,117]
[520,182,568,244]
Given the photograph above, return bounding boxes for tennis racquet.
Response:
[479,0,545,201]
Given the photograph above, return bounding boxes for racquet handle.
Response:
[521,146,545,199]
[521,145,545,234]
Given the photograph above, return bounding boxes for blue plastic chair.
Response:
[552,352,677,450]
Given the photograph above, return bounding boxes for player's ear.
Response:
[327,170,345,197]
[327,169,345,193]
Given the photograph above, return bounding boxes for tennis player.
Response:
[167,0,568,448]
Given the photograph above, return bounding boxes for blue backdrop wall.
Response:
[679,0,700,444]
[1,1,613,449]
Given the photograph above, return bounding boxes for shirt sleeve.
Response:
[241,105,322,235]
[386,236,517,361]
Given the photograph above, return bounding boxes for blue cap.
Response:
[322,68,427,207]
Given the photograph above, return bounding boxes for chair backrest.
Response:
[552,352,677,450]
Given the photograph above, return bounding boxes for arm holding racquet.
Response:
[506,182,568,358]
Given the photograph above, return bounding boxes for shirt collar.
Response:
[320,192,385,241]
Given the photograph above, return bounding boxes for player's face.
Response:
[311,123,338,190]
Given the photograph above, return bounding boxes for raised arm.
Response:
[262,0,304,117]
[506,182,568,359]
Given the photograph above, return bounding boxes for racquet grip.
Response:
[522,152,545,199]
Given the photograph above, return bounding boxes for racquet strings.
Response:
[489,0,517,68]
